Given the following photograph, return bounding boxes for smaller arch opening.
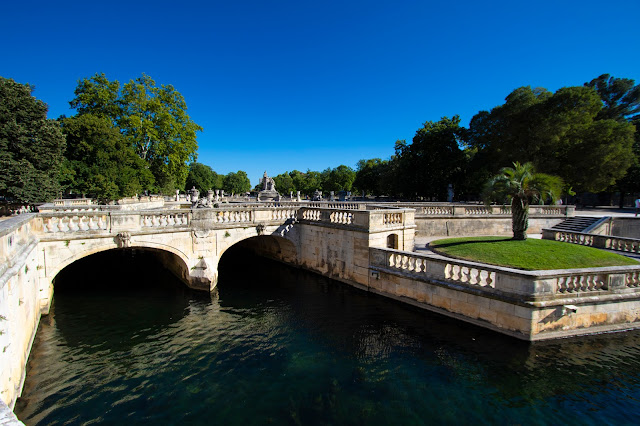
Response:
[387,234,399,249]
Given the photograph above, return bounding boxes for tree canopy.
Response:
[393,116,466,199]
[223,171,251,194]
[185,162,223,194]
[0,77,66,203]
[70,73,202,193]
[60,114,154,201]
[467,85,635,193]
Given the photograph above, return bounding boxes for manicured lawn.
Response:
[428,236,639,270]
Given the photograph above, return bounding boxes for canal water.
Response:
[14,247,640,425]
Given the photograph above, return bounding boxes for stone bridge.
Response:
[0,203,417,409]
[8,201,640,413]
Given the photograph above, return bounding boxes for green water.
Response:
[14,247,640,425]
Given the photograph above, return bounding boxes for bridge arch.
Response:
[44,241,192,291]
[218,234,299,268]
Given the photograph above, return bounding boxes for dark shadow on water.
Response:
[218,246,640,407]
[51,249,201,352]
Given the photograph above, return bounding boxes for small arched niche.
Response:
[387,233,399,249]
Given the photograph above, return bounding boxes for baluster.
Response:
[68,216,78,231]
[557,277,566,293]
[401,255,408,270]
[444,264,452,279]
[59,218,70,232]
[79,216,89,231]
[486,271,495,288]
[48,218,58,233]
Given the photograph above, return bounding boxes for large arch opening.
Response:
[48,248,205,354]
[53,248,191,293]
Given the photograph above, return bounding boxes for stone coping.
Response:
[0,214,35,238]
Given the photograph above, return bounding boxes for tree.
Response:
[223,171,251,194]
[0,77,66,203]
[322,165,356,192]
[354,158,389,195]
[585,74,640,122]
[70,73,202,193]
[394,116,467,199]
[272,172,294,195]
[585,75,640,205]
[291,169,322,197]
[467,85,635,193]
[185,162,222,194]
[60,114,154,202]
[483,162,563,240]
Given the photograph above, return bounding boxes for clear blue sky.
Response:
[3,0,639,187]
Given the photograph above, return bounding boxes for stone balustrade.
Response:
[386,203,571,217]
[370,247,640,299]
[53,198,93,206]
[41,212,110,233]
[542,229,640,255]
[140,212,191,227]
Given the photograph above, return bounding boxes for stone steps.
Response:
[549,216,604,233]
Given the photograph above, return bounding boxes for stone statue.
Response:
[258,171,279,202]
[262,171,276,192]
[189,187,200,208]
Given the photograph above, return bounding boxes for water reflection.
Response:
[15,246,640,425]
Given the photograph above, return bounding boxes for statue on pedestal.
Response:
[258,171,280,202]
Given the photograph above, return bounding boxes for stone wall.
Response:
[414,216,564,237]
[0,216,45,409]
[611,218,640,239]
[368,247,640,340]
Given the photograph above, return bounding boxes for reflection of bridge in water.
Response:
[3,201,640,411]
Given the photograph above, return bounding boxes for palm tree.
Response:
[483,162,563,240]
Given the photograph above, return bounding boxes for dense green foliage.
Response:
[483,162,563,240]
[223,171,251,194]
[60,115,154,202]
[394,116,466,199]
[267,167,355,198]
[467,85,635,193]
[185,162,223,194]
[429,236,638,270]
[70,73,202,193]
[354,74,638,201]
[2,72,637,204]
[0,77,66,203]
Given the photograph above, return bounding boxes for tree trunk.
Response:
[512,197,529,240]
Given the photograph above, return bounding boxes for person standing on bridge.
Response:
[635,197,640,217]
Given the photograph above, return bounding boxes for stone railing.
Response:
[299,208,355,226]
[386,203,572,218]
[140,212,191,228]
[308,202,365,210]
[370,247,640,299]
[53,198,93,206]
[32,205,415,239]
[298,207,414,232]
[41,212,110,233]
[542,229,640,255]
